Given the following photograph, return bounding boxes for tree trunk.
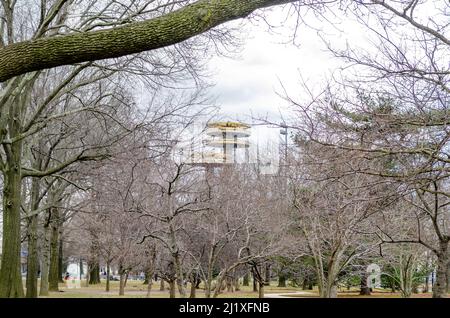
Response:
[243,272,249,286]
[48,207,60,292]
[360,272,371,295]
[160,279,165,291]
[146,273,154,298]
[85,267,90,287]
[258,281,265,298]
[25,214,39,298]
[204,258,215,298]
[424,275,429,293]
[0,136,25,297]
[119,271,127,296]
[143,271,150,285]
[145,249,156,297]
[329,285,338,298]
[212,270,227,298]
[234,277,240,291]
[88,262,100,284]
[264,263,271,286]
[80,259,84,279]
[169,280,176,298]
[171,251,185,297]
[168,195,185,298]
[189,271,199,298]
[319,280,338,298]
[433,242,449,298]
[204,278,212,298]
[302,278,308,290]
[226,276,234,292]
[105,263,111,292]
[252,273,258,292]
[176,275,186,298]
[189,280,196,298]
[278,275,287,287]
[399,254,414,298]
[220,279,227,293]
[25,166,43,298]
[387,271,396,293]
[39,210,51,296]
[446,258,450,293]
[58,238,64,283]
[124,272,129,289]
[320,284,336,298]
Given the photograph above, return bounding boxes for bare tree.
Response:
[0,0,310,82]
[283,0,449,298]
[0,0,218,297]
[139,160,211,298]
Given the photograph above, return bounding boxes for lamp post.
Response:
[279,124,289,195]
[280,124,288,165]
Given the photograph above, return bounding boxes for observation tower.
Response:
[204,122,251,164]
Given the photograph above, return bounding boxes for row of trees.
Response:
[60,125,447,298]
[68,154,286,298]
[283,0,449,298]
[0,0,222,297]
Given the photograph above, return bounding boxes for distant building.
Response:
[176,121,280,174]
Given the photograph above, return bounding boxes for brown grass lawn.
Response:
[35,280,447,298]
[41,280,301,298]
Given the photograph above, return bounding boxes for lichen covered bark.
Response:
[0,145,24,298]
[0,90,25,298]
[0,0,295,82]
[48,207,60,291]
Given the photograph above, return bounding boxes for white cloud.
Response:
[207,6,348,122]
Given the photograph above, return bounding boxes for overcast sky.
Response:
[208,5,364,123]
[165,2,440,172]
[203,5,367,170]
[209,0,443,124]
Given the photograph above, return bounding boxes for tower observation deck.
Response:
[205,122,251,164]
[185,121,251,165]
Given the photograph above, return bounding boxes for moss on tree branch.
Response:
[0,0,296,82]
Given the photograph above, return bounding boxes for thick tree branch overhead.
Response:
[0,0,297,82]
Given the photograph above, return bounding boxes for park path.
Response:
[264,291,314,298]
